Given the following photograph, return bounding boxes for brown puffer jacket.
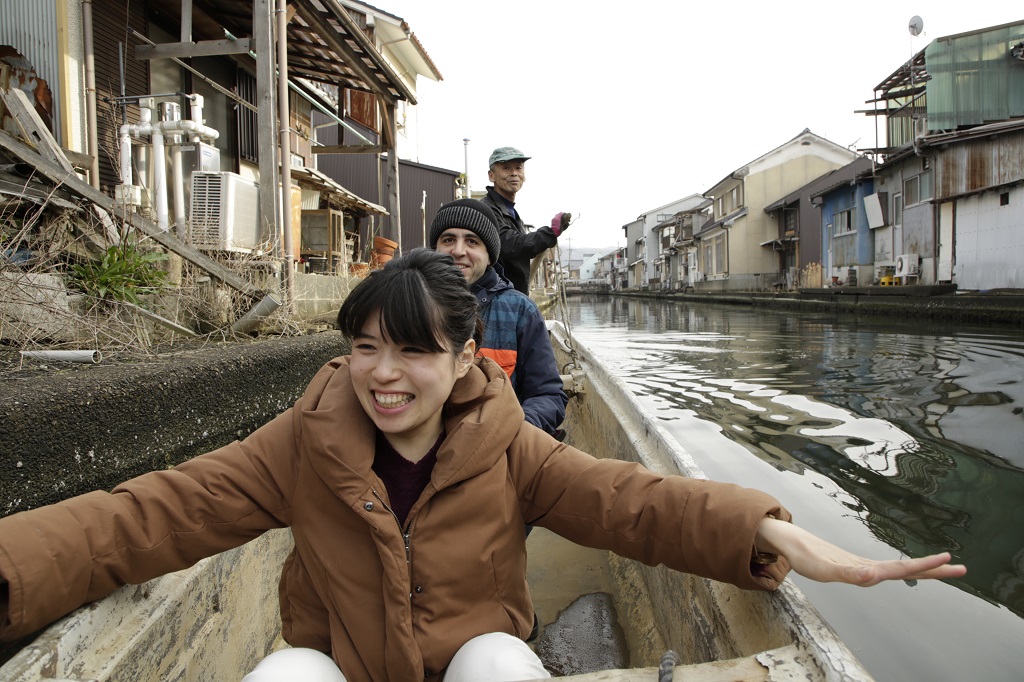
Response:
[0,357,791,680]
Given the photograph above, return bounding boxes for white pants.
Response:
[243,633,550,681]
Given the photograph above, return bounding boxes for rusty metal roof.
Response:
[148,0,415,104]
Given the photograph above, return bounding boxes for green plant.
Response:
[70,242,169,304]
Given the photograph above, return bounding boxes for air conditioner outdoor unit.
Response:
[895,253,920,277]
[189,171,262,253]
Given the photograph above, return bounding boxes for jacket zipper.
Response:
[373,489,413,565]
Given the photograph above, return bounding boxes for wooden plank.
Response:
[535,644,814,681]
[0,131,264,298]
[311,144,382,155]
[254,0,280,252]
[135,39,253,60]
[290,1,400,105]
[0,88,75,173]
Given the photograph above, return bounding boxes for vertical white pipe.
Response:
[119,124,134,186]
[277,0,294,308]
[82,0,100,189]
[151,125,168,231]
[189,93,204,143]
[171,134,186,236]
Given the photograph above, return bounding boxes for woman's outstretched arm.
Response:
[755,517,967,586]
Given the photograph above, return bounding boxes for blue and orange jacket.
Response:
[472,266,567,434]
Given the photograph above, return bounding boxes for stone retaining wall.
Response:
[0,332,349,516]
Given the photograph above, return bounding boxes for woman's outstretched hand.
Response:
[755,517,967,586]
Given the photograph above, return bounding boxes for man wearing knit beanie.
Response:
[430,199,567,437]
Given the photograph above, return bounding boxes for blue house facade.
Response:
[818,176,876,286]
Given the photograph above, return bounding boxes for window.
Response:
[1000,192,1010,206]
[893,193,903,226]
[237,70,258,163]
[904,176,919,205]
[904,170,933,206]
[834,208,855,235]
[784,210,797,234]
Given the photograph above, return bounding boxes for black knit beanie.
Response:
[428,199,501,264]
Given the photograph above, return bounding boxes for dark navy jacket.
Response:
[481,186,558,295]
[472,266,567,434]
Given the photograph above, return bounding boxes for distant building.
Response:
[697,129,862,292]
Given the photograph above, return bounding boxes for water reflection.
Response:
[566,296,1024,619]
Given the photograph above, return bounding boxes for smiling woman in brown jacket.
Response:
[0,250,965,682]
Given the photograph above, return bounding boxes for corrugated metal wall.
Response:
[313,109,457,260]
[0,1,62,141]
[397,159,458,254]
[953,188,1023,289]
[935,131,1024,198]
[92,0,149,192]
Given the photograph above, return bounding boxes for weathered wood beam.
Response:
[289,2,398,105]
[135,39,253,60]
[317,0,415,104]
[0,131,264,298]
[311,144,381,154]
[382,101,400,246]
[0,89,75,174]
[253,0,280,252]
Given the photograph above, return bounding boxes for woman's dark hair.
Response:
[337,248,484,353]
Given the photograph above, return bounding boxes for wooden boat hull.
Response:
[0,324,873,681]
[541,321,872,680]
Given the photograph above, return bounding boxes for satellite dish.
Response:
[908,15,924,37]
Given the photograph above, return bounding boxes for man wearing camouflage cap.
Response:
[429,199,567,436]
[480,147,571,295]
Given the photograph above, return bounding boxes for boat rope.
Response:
[548,233,585,397]
[658,649,680,681]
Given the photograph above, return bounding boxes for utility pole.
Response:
[463,138,470,198]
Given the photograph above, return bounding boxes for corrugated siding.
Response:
[0,1,62,141]
[92,0,149,192]
[953,188,1024,289]
[313,109,457,259]
[935,131,1024,199]
[926,22,1024,129]
[398,160,458,253]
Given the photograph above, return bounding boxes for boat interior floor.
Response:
[526,527,630,675]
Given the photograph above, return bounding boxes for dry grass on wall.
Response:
[1,189,305,378]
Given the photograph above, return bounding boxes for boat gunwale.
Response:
[548,321,873,681]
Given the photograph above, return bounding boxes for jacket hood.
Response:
[472,266,515,303]
[300,356,524,496]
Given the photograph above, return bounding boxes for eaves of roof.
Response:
[291,166,388,215]
[148,0,416,104]
[695,207,748,238]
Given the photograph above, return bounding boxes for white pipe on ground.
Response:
[21,350,102,364]
[229,294,282,335]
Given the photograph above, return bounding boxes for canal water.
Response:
[562,296,1024,681]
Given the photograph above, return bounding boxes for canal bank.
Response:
[0,332,350,515]
[570,287,1024,326]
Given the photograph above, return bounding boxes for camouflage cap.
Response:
[488,146,531,167]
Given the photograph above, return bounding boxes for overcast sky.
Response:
[380,2,1021,251]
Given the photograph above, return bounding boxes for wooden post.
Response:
[253,0,280,260]
[382,100,400,250]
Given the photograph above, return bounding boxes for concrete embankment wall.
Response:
[605,290,1024,326]
[0,332,350,516]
